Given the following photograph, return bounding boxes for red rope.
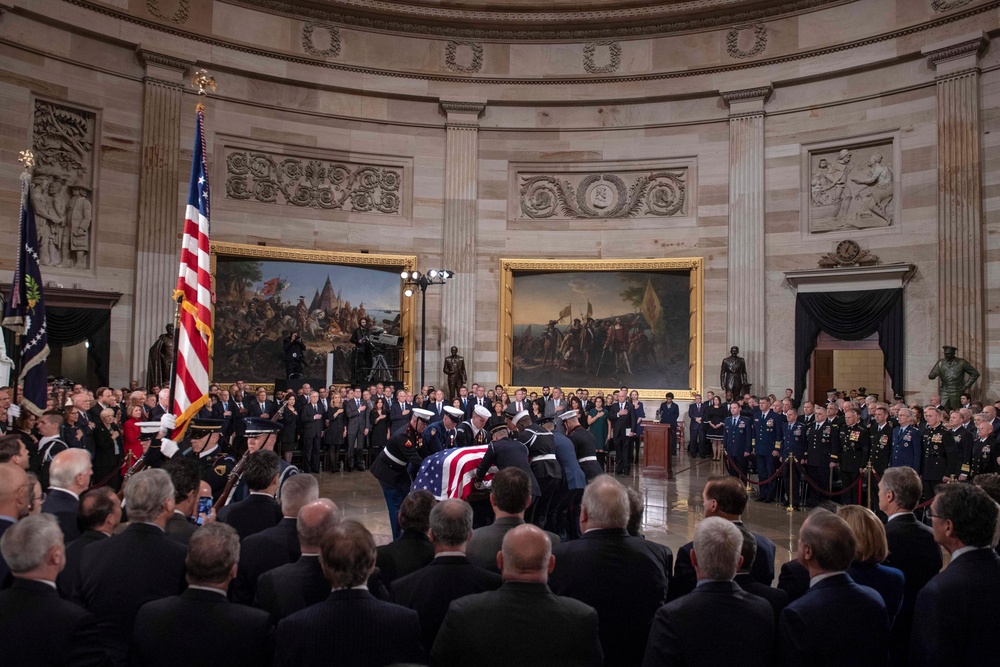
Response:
[793,462,864,497]
[724,453,787,485]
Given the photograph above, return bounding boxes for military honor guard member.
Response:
[918,406,958,501]
[455,405,492,448]
[723,402,752,478]
[370,407,434,540]
[227,417,301,504]
[838,407,871,505]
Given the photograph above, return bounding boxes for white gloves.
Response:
[159,413,176,433]
[161,438,179,459]
[8,404,21,420]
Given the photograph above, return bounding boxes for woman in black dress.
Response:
[369,396,391,453]
[324,393,346,464]
[279,392,298,462]
[93,407,123,490]
[705,395,726,461]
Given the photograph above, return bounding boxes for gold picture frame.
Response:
[210,242,416,390]
[498,257,703,403]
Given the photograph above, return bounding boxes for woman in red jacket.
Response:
[121,403,144,476]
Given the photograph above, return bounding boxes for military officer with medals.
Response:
[722,401,752,479]
[561,409,603,482]
[804,403,840,506]
[454,405,492,449]
[142,416,233,503]
[370,407,434,540]
[779,406,807,509]
[890,407,921,472]
[838,406,870,505]
[422,406,464,456]
[226,417,301,505]
[947,410,972,474]
[961,420,999,481]
[868,405,893,477]
[753,397,785,503]
[475,415,539,499]
[918,406,958,501]
[511,410,562,530]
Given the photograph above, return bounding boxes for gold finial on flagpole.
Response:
[18,150,35,201]
[192,69,216,96]
[18,150,35,171]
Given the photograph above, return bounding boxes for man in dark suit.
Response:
[131,522,273,666]
[298,391,324,474]
[344,387,369,472]
[912,483,1000,667]
[389,390,412,434]
[609,390,635,475]
[58,486,121,598]
[467,467,560,573]
[76,468,188,666]
[779,509,889,667]
[148,388,171,422]
[0,514,109,666]
[41,447,92,543]
[734,524,788,624]
[642,517,774,667]
[688,393,703,457]
[393,499,502,652]
[776,557,811,603]
[879,466,943,667]
[254,498,340,623]
[231,473,319,605]
[0,464,28,585]
[624,486,673,579]
[672,476,775,599]
[247,387,277,419]
[217,450,282,541]
[374,489,435,585]
[549,475,669,667]
[432,523,603,667]
[275,521,425,667]
[162,457,201,546]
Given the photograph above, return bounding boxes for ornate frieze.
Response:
[725,24,768,59]
[583,42,621,74]
[224,149,402,214]
[931,0,975,11]
[445,41,483,73]
[302,21,341,57]
[146,0,190,25]
[517,169,687,220]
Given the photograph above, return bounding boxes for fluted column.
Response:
[924,33,988,383]
[131,48,193,385]
[438,99,485,382]
[722,85,771,394]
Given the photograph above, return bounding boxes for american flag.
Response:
[171,105,213,439]
[412,446,491,500]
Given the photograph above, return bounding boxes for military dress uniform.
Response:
[370,410,431,540]
[723,414,752,478]
[188,446,235,503]
[965,436,998,481]
[454,420,490,449]
[565,421,603,481]
[890,424,921,472]
[753,410,785,502]
[517,424,562,530]
[474,420,540,498]
[804,420,840,506]
[920,424,958,501]
[421,420,456,456]
[839,422,871,505]
[780,420,807,508]
[868,421,893,476]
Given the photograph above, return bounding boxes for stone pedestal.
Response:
[924,34,988,387]
[722,85,771,394]
[131,48,193,386]
[438,99,485,383]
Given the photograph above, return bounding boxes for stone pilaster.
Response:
[131,48,193,385]
[438,99,485,382]
[924,33,988,385]
[722,85,771,394]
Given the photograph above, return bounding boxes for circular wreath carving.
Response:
[302,21,342,58]
[445,41,483,73]
[726,24,768,59]
[583,41,621,74]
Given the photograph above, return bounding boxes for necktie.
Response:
[261,402,265,412]
[357,399,360,408]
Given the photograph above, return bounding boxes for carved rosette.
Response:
[225,150,401,213]
[146,0,190,25]
[445,41,483,73]
[583,41,621,74]
[519,170,685,220]
[302,21,342,58]
[726,24,768,59]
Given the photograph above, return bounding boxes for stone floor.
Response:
[316,451,809,571]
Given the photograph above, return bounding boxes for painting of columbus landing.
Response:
[213,247,408,384]
[507,266,695,393]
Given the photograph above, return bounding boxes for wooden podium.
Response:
[642,423,672,477]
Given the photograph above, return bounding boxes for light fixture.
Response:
[428,269,438,278]
[401,266,453,391]
[400,270,409,279]
[404,288,414,298]
[412,271,421,279]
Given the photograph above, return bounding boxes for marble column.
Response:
[924,33,988,384]
[131,49,193,385]
[438,99,485,384]
[722,85,771,394]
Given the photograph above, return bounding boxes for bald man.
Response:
[432,524,603,667]
[0,464,31,585]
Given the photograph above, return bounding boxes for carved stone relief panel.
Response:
[510,160,693,221]
[30,99,98,271]
[802,132,901,235]
[445,41,483,73]
[223,144,404,215]
[302,21,341,58]
[726,24,767,59]
[583,41,621,74]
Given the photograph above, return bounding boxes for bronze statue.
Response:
[147,324,174,390]
[720,346,749,399]
[443,346,467,402]
[928,345,980,410]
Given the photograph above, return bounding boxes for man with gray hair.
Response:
[890,407,921,471]
[131,522,273,666]
[549,475,668,667]
[255,498,341,623]
[643,517,774,667]
[0,514,108,666]
[393,499,502,652]
[76,468,187,666]
[42,447,92,543]
[232,473,319,605]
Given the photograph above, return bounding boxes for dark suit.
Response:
[608,400,635,473]
[131,588,272,666]
[432,581,603,667]
[735,571,789,625]
[671,523,775,599]
[475,437,540,497]
[0,577,108,667]
[254,554,327,623]
[885,512,943,667]
[344,397,367,468]
[76,523,187,665]
[777,558,810,603]
[217,493,282,541]
[847,561,904,626]
[549,527,668,666]
[247,399,277,419]
[42,488,81,543]
[466,516,560,574]
[687,402,703,455]
[275,589,425,667]
[642,580,774,667]
[389,401,411,434]
[230,517,299,605]
[164,511,198,546]
[298,401,324,473]
[392,554,502,652]
[779,572,889,667]
[912,548,1000,667]
[57,529,107,599]
[374,529,434,585]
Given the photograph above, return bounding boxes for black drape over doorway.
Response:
[47,307,112,386]
[794,288,904,403]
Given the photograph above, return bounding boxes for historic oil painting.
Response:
[499,259,703,399]
[212,244,412,385]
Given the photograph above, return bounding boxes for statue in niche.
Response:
[67,180,92,268]
[809,143,894,233]
[147,324,175,390]
[720,346,749,399]
[31,171,70,267]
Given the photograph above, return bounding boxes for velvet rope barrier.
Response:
[793,462,864,497]
[724,453,788,486]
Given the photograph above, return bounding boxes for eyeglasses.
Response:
[34,492,47,504]
[925,507,940,520]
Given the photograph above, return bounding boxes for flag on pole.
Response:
[558,304,572,321]
[171,106,214,439]
[2,169,49,415]
[261,277,280,297]
[641,278,662,332]
[586,301,593,318]
[411,445,491,500]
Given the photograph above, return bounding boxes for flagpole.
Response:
[165,294,183,420]
[9,151,34,410]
